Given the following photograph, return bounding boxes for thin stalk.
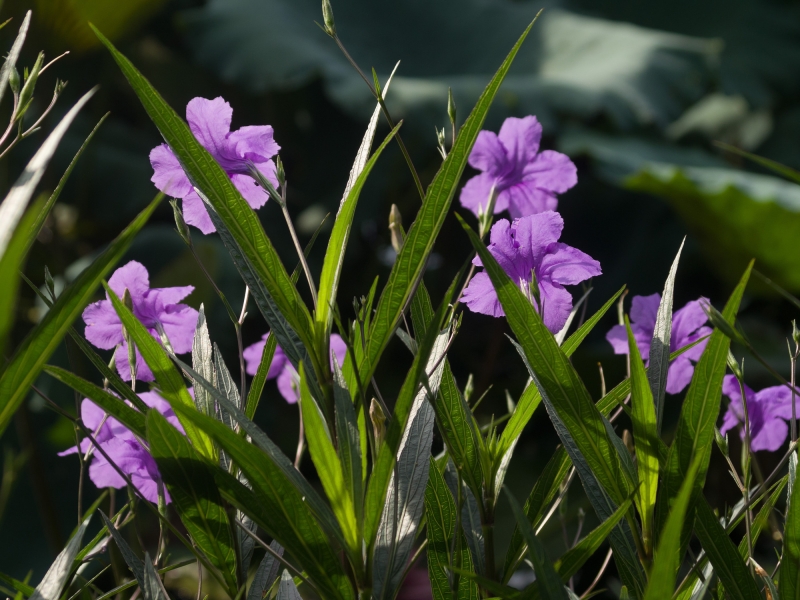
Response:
[789,335,799,443]
[736,368,755,577]
[331,35,425,201]
[580,548,613,599]
[295,399,305,469]
[236,286,250,407]
[279,184,318,308]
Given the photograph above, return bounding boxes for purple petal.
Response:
[629,294,660,332]
[108,261,150,303]
[722,374,756,406]
[758,385,800,421]
[468,130,507,174]
[521,150,578,195]
[497,116,542,167]
[539,243,601,286]
[146,285,194,307]
[115,342,155,382]
[83,300,123,350]
[277,365,299,404]
[750,417,788,452]
[228,125,280,162]
[186,97,232,157]
[80,399,114,441]
[462,272,504,317]
[719,405,740,437]
[510,211,564,266]
[244,334,288,379]
[503,182,559,218]
[182,190,216,234]
[150,144,192,198]
[606,324,630,355]
[672,299,710,348]
[478,219,528,281]
[679,327,712,361]
[538,280,573,334]
[158,304,200,355]
[230,172,271,210]
[139,390,186,434]
[330,334,348,368]
[88,447,128,490]
[665,356,694,394]
[459,172,503,217]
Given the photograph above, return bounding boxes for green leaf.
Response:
[782,457,800,598]
[0,196,45,358]
[625,317,659,559]
[694,499,762,600]
[172,402,354,600]
[0,11,29,109]
[655,262,752,558]
[504,487,569,600]
[28,516,90,600]
[0,89,95,261]
[332,361,362,534]
[648,241,683,430]
[43,366,146,436]
[104,283,213,458]
[425,458,480,600]
[276,570,302,600]
[298,362,358,555]
[0,194,161,438]
[98,511,144,587]
[642,456,701,600]
[146,410,238,596]
[315,123,400,346]
[354,16,537,390]
[91,25,322,377]
[244,326,277,420]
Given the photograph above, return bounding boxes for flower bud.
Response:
[8,67,19,95]
[275,155,286,189]
[170,199,192,247]
[793,320,800,350]
[703,301,746,345]
[726,351,743,380]
[370,398,386,446]
[463,373,474,403]
[17,52,44,120]
[447,87,456,129]
[322,0,336,36]
[714,427,729,457]
[389,204,405,253]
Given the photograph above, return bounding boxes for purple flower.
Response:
[719,375,798,452]
[82,261,198,382]
[150,97,280,234]
[606,294,712,395]
[459,116,577,219]
[244,334,348,404]
[461,211,601,333]
[59,390,187,503]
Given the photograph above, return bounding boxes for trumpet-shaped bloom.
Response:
[605,294,712,394]
[82,261,198,382]
[59,390,187,503]
[150,96,280,234]
[461,211,601,333]
[719,375,798,452]
[459,116,577,219]
[244,334,348,404]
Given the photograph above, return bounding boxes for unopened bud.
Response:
[322,0,336,36]
[726,351,743,380]
[704,301,745,344]
[389,204,405,253]
[463,373,474,403]
[714,427,729,457]
[793,320,800,349]
[170,199,192,247]
[447,87,456,128]
[623,429,634,457]
[17,52,44,119]
[275,156,286,189]
[370,398,386,446]
[505,390,515,415]
[8,67,19,94]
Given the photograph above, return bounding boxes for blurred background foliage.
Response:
[2,0,800,595]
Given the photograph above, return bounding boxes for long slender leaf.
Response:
[0,11,29,110]
[332,361,362,533]
[104,284,213,458]
[642,456,700,600]
[504,488,569,600]
[247,541,283,600]
[460,216,646,596]
[28,516,90,600]
[245,330,276,420]
[168,402,354,600]
[146,410,238,595]
[99,511,145,587]
[276,571,302,600]
[298,362,358,555]
[782,456,800,598]
[444,461,486,577]
[0,194,161,437]
[649,241,683,430]
[626,317,659,558]
[655,262,752,557]
[0,88,95,260]
[694,499,762,600]
[373,326,451,600]
[91,26,322,380]
[352,17,537,392]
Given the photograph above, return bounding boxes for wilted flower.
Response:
[719,375,797,452]
[82,261,198,382]
[461,211,601,333]
[150,97,280,234]
[459,116,577,219]
[59,390,187,503]
[244,333,347,403]
[606,294,712,394]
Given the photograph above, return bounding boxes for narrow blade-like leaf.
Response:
[29,516,90,600]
